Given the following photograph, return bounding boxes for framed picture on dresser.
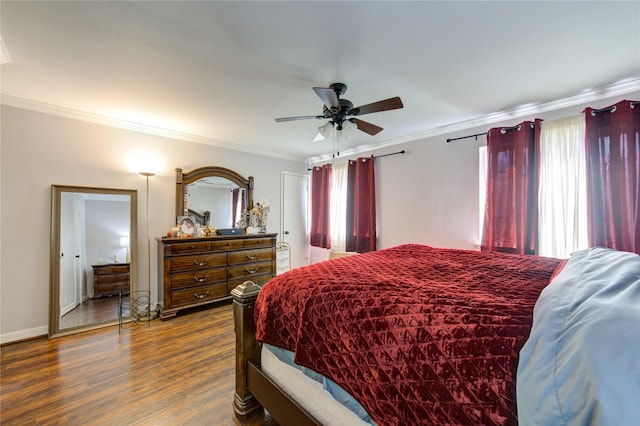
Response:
[177,216,196,236]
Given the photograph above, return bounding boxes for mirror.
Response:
[175,166,254,229]
[49,185,138,338]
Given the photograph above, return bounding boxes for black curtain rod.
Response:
[446,132,487,143]
[374,150,406,159]
[308,150,406,171]
[591,105,615,113]
[449,101,640,143]
[446,122,535,143]
[591,100,640,114]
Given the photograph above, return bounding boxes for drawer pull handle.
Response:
[245,267,258,274]
[193,275,209,283]
[189,245,196,249]
[193,259,209,267]
[194,291,210,299]
[246,254,259,260]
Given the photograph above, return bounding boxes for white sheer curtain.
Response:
[478,146,487,246]
[538,115,588,258]
[330,162,348,252]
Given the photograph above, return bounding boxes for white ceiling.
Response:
[1,1,639,161]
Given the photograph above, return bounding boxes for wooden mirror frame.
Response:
[175,166,254,222]
[49,185,139,338]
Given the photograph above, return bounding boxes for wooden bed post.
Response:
[231,281,263,420]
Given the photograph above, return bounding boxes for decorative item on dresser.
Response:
[92,263,131,298]
[156,234,277,320]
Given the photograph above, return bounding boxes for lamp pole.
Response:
[138,172,157,316]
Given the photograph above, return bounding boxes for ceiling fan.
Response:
[274,82,403,140]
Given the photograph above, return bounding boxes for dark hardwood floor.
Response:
[1,301,277,425]
[59,295,122,329]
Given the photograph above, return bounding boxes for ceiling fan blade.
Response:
[313,87,339,110]
[275,115,320,122]
[353,118,383,136]
[352,96,403,116]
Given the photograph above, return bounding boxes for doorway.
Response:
[280,171,309,269]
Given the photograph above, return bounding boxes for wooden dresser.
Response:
[156,234,277,319]
[92,263,130,298]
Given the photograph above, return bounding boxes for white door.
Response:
[72,196,84,302]
[280,171,309,269]
[59,193,77,316]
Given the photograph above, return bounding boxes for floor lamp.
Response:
[139,171,157,319]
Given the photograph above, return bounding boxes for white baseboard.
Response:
[1,326,48,344]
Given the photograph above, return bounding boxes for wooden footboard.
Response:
[231,281,319,425]
[231,281,262,420]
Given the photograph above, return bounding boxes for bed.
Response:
[231,244,640,425]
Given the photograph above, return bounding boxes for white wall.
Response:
[85,199,130,266]
[0,105,305,342]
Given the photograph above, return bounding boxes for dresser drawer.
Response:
[167,241,211,255]
[229,274,272,292]
[169,253,227,272]
[229,260,273,280]
[170,282,228,308]
[95,273,129,284]
[95,282,129,295]
[170,267,227,289]
[229,248,273,265]
[210,239,245,251]
[244,237,277,249]
[94,264,129,275]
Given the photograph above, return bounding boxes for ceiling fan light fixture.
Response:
[341,119,357,137]
[318,121,334,139]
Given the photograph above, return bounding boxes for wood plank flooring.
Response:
[1,301,276,425]
[59,295,121,329]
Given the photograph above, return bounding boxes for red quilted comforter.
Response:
[254,244,562,425]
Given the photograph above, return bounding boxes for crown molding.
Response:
[0,94,302,162]
[306,75,640,164]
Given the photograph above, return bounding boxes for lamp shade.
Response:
[120,236,130,247]
[318,121,334,139]
[341,119,357,137]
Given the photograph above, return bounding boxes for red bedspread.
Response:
[255,244,562,425]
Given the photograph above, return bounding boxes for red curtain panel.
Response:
[584,100,640,255]
[232,188,240,227]
[346,155,377,253]
[482,120,542,255]
[310,164,332,248]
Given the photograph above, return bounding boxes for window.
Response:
[479,115,588,258]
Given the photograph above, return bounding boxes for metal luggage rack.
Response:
[118,290,151,332]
